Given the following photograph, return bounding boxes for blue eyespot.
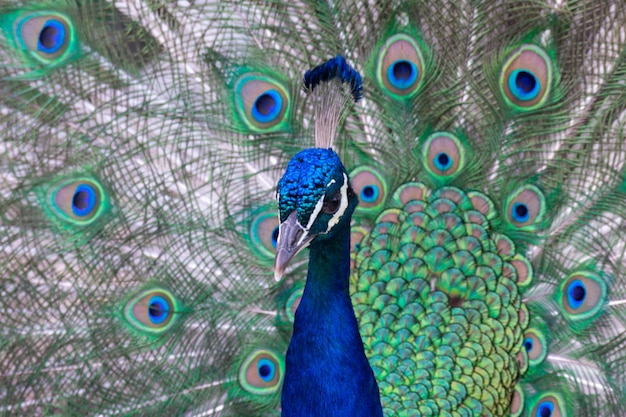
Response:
[423,132,464,181]
[523,337,533,352]
[523,329,547,365]
[499,45,552,111]
[559,271,606,321]
[508,69,540,101]
[72,184,97,217]
[37,19,66,54]
[351,167,387,213]
[511,202,530,222]
[360,184,380,203]
[433,152,453,172]
[48,178,106,225]
[387,59,418,89]
[566,279,586,309]
[257,358,276,382]
[239,350,284,394]
[251,90,283,123]
[148,296,171,325]
[13,12,76,66]
[377,34,425,98]
[506,185,545,229]
[124,289,178,334]
[271,226,279,249]
[535,400,554,417]
[235,74,290,132]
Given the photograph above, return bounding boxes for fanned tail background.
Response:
[0,1,625,416]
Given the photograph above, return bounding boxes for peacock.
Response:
[1,0,625,416]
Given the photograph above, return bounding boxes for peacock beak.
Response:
[274,211,316,281]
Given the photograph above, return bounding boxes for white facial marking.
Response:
[302,174,349,236]
[306,196,325,230]
[325,173,349,232]
[276,210,282,247]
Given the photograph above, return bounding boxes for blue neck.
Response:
[281,221,383,417]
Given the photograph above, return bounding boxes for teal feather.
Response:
[1,1,625,416]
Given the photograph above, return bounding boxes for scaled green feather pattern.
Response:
[352,184,530,416]
[0,1,625,416]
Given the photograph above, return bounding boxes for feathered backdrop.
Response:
[1,1,625,416]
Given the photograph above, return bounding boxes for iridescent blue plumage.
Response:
[277,148,344,223]
[276,65,382,415]
[277,148,383,416]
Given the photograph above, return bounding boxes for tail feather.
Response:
[1,1,625,416]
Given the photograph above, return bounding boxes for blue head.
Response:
[274,148,357,278]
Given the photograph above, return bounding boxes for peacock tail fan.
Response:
[1,1,625,416]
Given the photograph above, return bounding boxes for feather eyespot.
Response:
[350,167,388,215]
[423,132,465,180]
[235,74,289,132]
[536,401,554,417]
[377,34,425,98]
[48,178,106,225]
[511,202,529,222]
[239,350,284,395]
[558,271,607,321]
[504,185,545,229]
[360,184,379,203]
[530,393,565,417]
[523,328,547,366]
[499,44,552,111]
[250,210,280,258]
[124,289,178,334]
[322,191,341,214]
[12,12,76,65]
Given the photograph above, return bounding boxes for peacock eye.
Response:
[499,44,553,111]
[522,328,547,367]
[238,349,284,395]
[350,166,388,215]
[322,192,341,214]
[234,73,290,132]
[123,288,178,334]
[423,132,465,181]
[377,33,426,98]
[529,393,565,417]
[13,12,75,64]
[558,271,607,322]
[505,184,546,229]
[47,178,106,224]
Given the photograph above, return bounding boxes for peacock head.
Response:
[274,147,357,279]
[273,55,362,280]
